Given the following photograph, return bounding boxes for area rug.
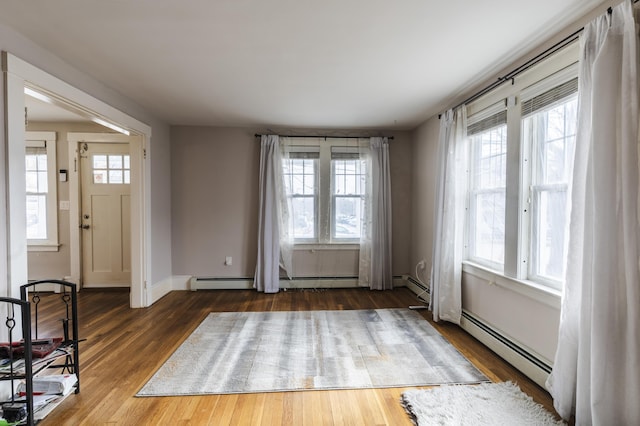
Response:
[137,308,488,396]
[401,381,565,425]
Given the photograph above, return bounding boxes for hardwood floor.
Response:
[30,287,559,425]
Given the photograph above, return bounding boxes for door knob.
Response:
[80,224,90,230]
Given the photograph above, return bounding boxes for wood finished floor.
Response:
[31,287,559,425]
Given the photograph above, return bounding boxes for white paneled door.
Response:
[80,142,131,287]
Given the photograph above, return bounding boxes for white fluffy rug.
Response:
[402,381,565,425]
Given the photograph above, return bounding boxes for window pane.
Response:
[292,197,315,239]
[526,94,577,284]
[109,170,123,184]
[124,155,130,169]
[124,170,131,184]
[471,191,505,265]
[468,121,507,268]
[109,154,123,169]
[334,197,362,239]
[533,189,567,281]
[26,194,47,239]
[284,157,317,240]
[93,155,107,169]
[93,170,108,184]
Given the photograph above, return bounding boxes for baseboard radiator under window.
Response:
[403,278,552,388]
[190,275,406,291]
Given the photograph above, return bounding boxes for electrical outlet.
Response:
[417,259,426,269]
[225,256,232,266]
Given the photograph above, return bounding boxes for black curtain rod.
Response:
[442,0,638,116]
[254,133,394,140]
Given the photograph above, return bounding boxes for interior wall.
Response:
[170,126,412,280]
[25,121,107,281]
[1,23,173,289]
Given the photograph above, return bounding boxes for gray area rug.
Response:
[402,381,564,425]
[137,308,488,396]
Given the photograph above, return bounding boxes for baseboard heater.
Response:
[191,275,406,291]
[403,278,552,388]
[460,310,552,388]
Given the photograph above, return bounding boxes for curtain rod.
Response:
[441,0,638,116]
[254,133,394,140]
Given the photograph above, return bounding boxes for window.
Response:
[283,151,318,240]
[464,52,579,291]
[468,108,507,270]
[25,131,58,251]
[92,154,131,184]
[522,78,578,287]
[331,148,365,241]
[283,138,368,244]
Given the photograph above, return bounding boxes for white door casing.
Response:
[3,52,152,308]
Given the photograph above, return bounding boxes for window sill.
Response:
[294,243,360,251]
[27,243,61,252]
[462,261,561,309]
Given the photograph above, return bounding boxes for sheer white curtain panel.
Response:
[546,1,640,423]
[430,107,468,323]
[254,135,292,293]
[359,137,393,290]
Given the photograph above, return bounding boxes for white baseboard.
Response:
[149,275,191,304]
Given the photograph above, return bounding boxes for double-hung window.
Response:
[331,147,365,241]
[25,131,59,251]
[283,148,318,241]
[467,107,507,270]
[283,138,368,245]
[464,50,579,292]
[522,76,578,288]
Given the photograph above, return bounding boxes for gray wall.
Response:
[1,23,173,288]
[170,126,412,279]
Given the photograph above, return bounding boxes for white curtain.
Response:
[430,107,467,323]
[547,1,640,423]
[359,137,393,290]
[254,135,293,293]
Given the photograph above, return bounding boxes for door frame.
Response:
[2,52,152,308]
[68,134,139,290]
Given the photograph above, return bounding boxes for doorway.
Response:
[3,52,151,307]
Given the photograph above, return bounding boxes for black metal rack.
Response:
[0,296,35,425]
[0,280,81,424]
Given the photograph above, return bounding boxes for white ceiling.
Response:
[3,0,607,130]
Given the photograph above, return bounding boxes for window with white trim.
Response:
[468,108,507,270]
[464,51,579,291]
[522,77,578,288]
[25,131,58,251]
[283,138,368,244]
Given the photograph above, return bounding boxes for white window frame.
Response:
[463,42,579,295]
[467,103,508,271]
[283,137,368,246]
[520,65,578,290]
[25,131,59,251]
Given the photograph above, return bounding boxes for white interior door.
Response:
[80,142,131,287]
